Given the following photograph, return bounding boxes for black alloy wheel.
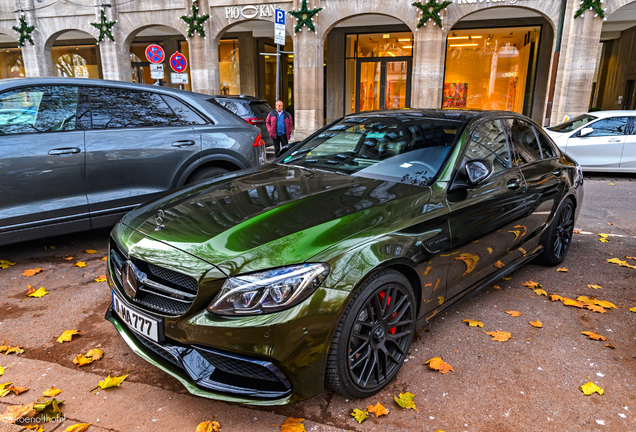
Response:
[539,198,575,266]
[325,270,416,398]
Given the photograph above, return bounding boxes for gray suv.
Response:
[0,78,266,246]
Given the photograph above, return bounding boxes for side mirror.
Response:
[464,159,493,186]
[578,127,594,137]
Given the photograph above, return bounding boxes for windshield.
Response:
[547,114,597,133]
[281,115,464,186]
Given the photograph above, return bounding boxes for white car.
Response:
[545,111,636,172]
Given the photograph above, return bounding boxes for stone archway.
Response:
[44,30,101,79]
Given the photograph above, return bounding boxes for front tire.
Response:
[185,167,229,185]
[539,198,575,266]
[325,269,416,399]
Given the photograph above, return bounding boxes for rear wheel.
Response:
[539,198,575,266]
[185,167,229,185]
[325,269,416,399]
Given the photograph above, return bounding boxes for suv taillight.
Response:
[253,134,265,147]
[246,117,265,125]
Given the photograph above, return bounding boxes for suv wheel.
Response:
[186,167,229,184]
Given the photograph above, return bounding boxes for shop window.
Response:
[444,27,540,114]
[219,39,240,95]
[0,48,25,79]
[53,46,100,79]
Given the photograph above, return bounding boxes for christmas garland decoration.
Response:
[574,0,608,19]
[12,15,35,47]
[289,0,323,33]
[413,0,452,30]
[181,2,210,38]
[91,7,117,44]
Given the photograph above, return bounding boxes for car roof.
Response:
[343,108,527,123]
[210,95,268,103]
[585,110,636,118]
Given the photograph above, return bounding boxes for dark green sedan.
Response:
[106,109,583,405]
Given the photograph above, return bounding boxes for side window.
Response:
[0,86,78,135]
[162,96,207,125]
[506,118,542,164]
[584,117,628,137]
[536,128,558,158]
[216,99,238,114]
[465,120,511,174]
[90,87,179,129]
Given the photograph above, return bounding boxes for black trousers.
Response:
[273,135,288,157]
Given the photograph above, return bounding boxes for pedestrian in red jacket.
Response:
[266,100,293,157]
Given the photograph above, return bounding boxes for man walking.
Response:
[266,100,293,157]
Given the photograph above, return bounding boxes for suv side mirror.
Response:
[465,159,493,186]
[578,127,594,137]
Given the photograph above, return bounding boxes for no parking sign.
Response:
[169,51,188,73]
[145,44,165,64]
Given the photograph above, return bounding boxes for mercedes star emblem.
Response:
[122,260,138,299]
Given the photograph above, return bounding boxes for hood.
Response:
[120,164,431,275]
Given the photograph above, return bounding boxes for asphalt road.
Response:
[0,175,634,432]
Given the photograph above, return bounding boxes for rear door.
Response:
[619,117,636,170]
[0,85,89,233]
[505,118,565,253]
[565,117,628,169]
[446,119,526,303]
[83,87,203,227]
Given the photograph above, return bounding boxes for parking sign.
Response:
[274,8,285,46]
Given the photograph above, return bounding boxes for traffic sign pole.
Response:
[274,9,286,103]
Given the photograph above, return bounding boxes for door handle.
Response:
[48,148,80,156]
[507,178,521,190]
[172,140,195,148]
[608,138,622,142]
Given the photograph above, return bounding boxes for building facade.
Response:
[1,0,634,138]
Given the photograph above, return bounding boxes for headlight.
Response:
[207,263,330,316]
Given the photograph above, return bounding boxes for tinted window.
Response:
[506,118,541,164]
[162,95,207,125]
[90,87,179,129]
[547,114,596,133]
[0,86,78,135]
[537,129,558,158]
[250,102,273,118]
[466,120,511,174]
[585,117,628,137]
[214,98,251,117]
[281,115,463,186]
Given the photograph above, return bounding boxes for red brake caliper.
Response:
[378,291,397,334]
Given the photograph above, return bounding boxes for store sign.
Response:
[225,4,277,20]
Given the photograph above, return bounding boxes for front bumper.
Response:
[106,306,297,405]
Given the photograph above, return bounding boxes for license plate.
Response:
[112,292,163,343]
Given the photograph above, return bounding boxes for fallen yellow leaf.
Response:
[598,233,609,238]
[593,299,616,309]
[494,260,505,269]
[0,342,24,356]
[24,424,44,432]
[462,319,484,328]
[43,386,62,397]
[588,285,602,290]
[577,296,593,305]
[562,298,585,308]
[6,385,28,395]
[196,418,221,432]
[91,374,128,391]
[529,320,543,328]
[0,382,12,397]
[493,285,501,289]
[26,287,48,298]
[0,402,36,423]
[505,310,521,317]
[73,354,93,367]
[437,296,445,305]
[101,256,107,261]
[0,366,3,376]
[94,277,107,283]
[534,288,548,296]
[484,330,512,342]
[557,268,568,272]
[57,330,81,344]
[64,424,91,432]
[522,281,542,289]
[581,331,606,341]
[487,247,493,254]
[394,392,417,410]
[0,260,16,269]
[22,268,43,277]
[274,417,306,432]
[585,304,607,313]
[367,402,389,417]
[599,238,609,243]
[631,307,636,313]
[455,253,479,276]
[85,250,97,254]
[424,357,454,373]
[86,349,104,360]
[75,262,87,268]
[580,379,603,396]
[351,408,367,424]
[605,343,615,349]
[550,294,564,302]
[64,257,74,261]
[607,258,636,269]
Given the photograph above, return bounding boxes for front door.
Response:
[356,58,411,113]
[565,116,629,169]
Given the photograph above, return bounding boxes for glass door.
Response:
[355,58,411,113]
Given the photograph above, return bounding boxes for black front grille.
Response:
[136,333,181,368]
[198,350,280,382]
[110,238,199,316]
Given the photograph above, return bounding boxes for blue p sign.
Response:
[275,9,285,25]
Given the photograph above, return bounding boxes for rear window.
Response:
[212,98,251,117]
[250,102,273,118]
